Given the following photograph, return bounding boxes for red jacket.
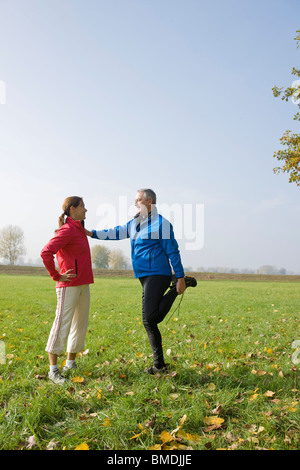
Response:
[41,217,94,288]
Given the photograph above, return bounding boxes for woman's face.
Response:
[70,200,87,221]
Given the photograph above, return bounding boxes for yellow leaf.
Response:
[203,416,224,426]
[177,430,203,444]
[136,352,143,357]
[74,442,89,450]
[179,414,187,427]
[130,432,144,440]
[97,389,102,399]
[167,442,191,450]
[72,376,85,383]
[102,417,111,427]
[207,383,216,391]
[160,431,174,443]
[249,393,258,401]
[149,444,162,450]
[185,432,203,444]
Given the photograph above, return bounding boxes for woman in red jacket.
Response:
[40,196,94,384]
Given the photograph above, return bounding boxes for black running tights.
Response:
[139,275,178,368]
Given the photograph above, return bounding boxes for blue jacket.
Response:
[92,208,185,279]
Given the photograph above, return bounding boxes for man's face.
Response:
[135,191,152,217]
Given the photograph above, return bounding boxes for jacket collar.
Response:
[134,206,158,231]
[66,216,85,231]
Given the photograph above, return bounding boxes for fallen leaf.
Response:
[145,414,156,428]
[46,440,59,450]
[74,442,89,450]
[177,429,203,444]
[212,405,223,415]
[207,382,216,391]
[34,373,47,380]
[169,393,179,400]
[160,431,174,443]
[257,370,267,376]
[203,416,224,426]
[79,414,90,421]
[130,432,144,440]
[167,370,177,378]
[102,417,111,427]
[72,376,85,383]
[179,414,187,426]
[26,435,38,449]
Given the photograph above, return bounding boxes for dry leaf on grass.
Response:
[72,376,85,383]
[74,442,89,450]
[25,435,38,449]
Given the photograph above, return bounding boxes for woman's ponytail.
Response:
[58,212,66,228]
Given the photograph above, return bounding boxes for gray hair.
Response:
[137,188,157,205]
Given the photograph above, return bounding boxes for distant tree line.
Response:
[0,225,130,270]
[196,265,293,275]
[0,225,296,274]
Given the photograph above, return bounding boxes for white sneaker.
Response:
[62,361,78,373]
[48,369,66,385]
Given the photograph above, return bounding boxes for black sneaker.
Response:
[184,276,197,288]
[171,275,197,288]
[145,364,169,375]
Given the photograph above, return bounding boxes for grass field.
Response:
[0,274,299,450]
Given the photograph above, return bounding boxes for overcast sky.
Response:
[1,0,300,272]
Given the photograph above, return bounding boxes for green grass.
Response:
[0,275,299,450]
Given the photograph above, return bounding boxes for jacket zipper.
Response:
[149,250,152,270]
[75,259,78,277]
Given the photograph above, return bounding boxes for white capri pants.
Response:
[46,284,90,355]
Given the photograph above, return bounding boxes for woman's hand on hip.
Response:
[59,269,76,282]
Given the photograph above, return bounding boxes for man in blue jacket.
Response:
[88,189,197,374]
